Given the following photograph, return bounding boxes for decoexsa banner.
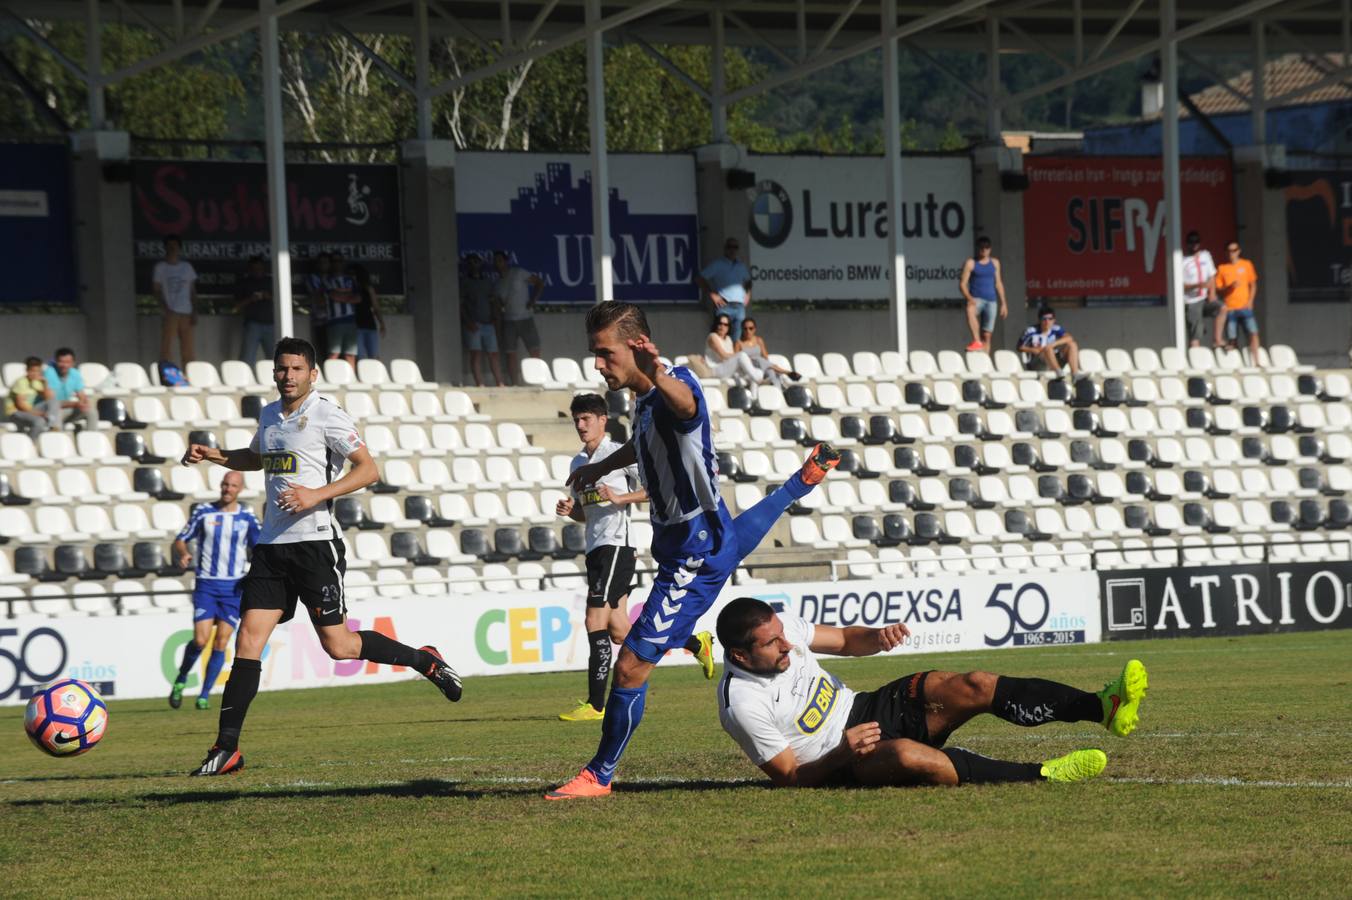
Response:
[744,154,973,301]
[1023,156,1235,298]
[1285,170,1351,302]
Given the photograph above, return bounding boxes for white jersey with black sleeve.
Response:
[718,615,856,767]
[248,391,365,545]
[569,437,639,552]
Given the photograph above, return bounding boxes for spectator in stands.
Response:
[705,314,764,386]
[959,236,1006,352]
[235,255,275,362]
[493,249,545,386]
[349,263,385,361]
[5,356,52,439]
[1018,306,1083,380]
[152,234,198,367]
[696,237,752,340]
[460,253,505,387]
[43,347,91,432]
[1182,230,1218,348]
[1214,240,1261,362]
[324,251,360,365]
[735,318,800,388]
[304,253,331,355]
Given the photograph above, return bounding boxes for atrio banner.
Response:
[1285,170,1351,302]
[1023,156,1235,299]
[744,154,973,301]
[454,152,700,303]
[131,160,404,296]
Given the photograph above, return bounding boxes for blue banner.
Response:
[0,143,77,304]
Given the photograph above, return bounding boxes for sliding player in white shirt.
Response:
[716,597,1148,787]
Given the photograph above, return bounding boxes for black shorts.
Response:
[585,545,635,609]
[845,671,937,747]
[242,538,348,627]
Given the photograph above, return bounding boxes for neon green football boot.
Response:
[1098,659,1148,737]
[692,631,716,680]
[559,700,605,722]
[195,696,210,710]
[168,682,185,709]
[1041,749,1108,783]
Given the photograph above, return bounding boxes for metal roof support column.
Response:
[1161,0,1185,352]
[710,8,726,142]
[586,0,613,305]
[415,0,432,139]
[986,13,1000,139]
[260,0,295,338]
[882,0,907,356]
[1252,21,1267,145]
[85,0,104,128]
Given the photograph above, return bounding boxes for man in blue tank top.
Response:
[960,236,1006,353]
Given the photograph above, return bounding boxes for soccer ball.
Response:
[24,679,109,757]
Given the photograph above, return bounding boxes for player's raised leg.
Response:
[729,443,839,560]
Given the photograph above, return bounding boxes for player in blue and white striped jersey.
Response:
[546,301,840,800]
[167,471,260,711]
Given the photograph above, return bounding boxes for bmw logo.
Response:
[748,179,792,248]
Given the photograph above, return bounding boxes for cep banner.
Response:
[0,143,78,304]
[1023,156,1235,299]
[454,152,699,303]
[1284,170,1352,302]
[1100,562,1352,640]
[131,160,404,296]
[744,154,973,301]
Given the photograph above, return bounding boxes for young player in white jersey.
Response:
[554,394,715,722]
[180,338,463,777]
[715,598,1148,788]
[167,471,260,711]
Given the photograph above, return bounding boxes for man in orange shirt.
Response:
[1213,240,1260,362]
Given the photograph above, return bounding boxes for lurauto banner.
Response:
[1023,156,1235,299]
[131,160,404,296]
[744,154,973,301]
[1100,561,1352,639]
[454,152,700,303]
[1285,170,1351,302]
[0,571,1100,705]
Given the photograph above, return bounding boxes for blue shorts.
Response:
[973,297,999,333]
[1226,307,1258,338]
[464,322,499,352]
[625,505,740,664]
[193,579,243,629]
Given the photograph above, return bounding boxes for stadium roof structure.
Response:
[4,0,1351,353]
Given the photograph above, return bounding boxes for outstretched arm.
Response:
[564,441,637,490]
[808,623,910,657]
[181,443,262,471]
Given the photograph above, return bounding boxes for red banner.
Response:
[1023,156,1235,298]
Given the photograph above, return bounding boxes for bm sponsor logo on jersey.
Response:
[261,451,299,474]
[796,676,838,734]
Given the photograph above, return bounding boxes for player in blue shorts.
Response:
[545,301,839,800]
[168,471,260,710]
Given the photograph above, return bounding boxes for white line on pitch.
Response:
[1110,776,1352,789]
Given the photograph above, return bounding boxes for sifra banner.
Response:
[1284,170,1351,303]
[454,152,700,303]
[744,154,973,301]
[131,160,404,296]
[1023,156,1235,299]
[1099,561,1352,640]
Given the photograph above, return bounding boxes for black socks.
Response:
[991,676,1102,727]
[942,747,1042,784]
[215,657,261,753]
[587,630,611,712]
[358,630,433,672]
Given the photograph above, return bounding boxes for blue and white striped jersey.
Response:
[631,365,722,527]
[176,503,261,581]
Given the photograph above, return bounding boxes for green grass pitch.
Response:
[2,630,1350,897]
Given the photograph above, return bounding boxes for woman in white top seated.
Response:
[705,314,763,386]
[735,317,800,389]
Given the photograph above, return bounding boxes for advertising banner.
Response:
[454,152,699,303]
[1285,170,1351,302]
[1023,156,1235,298]
[744,154,973,301]
[1100,561,1352,640]
[131,160,404,295]
[0,143,78,304]
[0,571,1100,706]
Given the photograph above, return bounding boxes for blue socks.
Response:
[200,650,226,699]
[586,683,648,786]
[733,471,811,558]
[175,641,204,683]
